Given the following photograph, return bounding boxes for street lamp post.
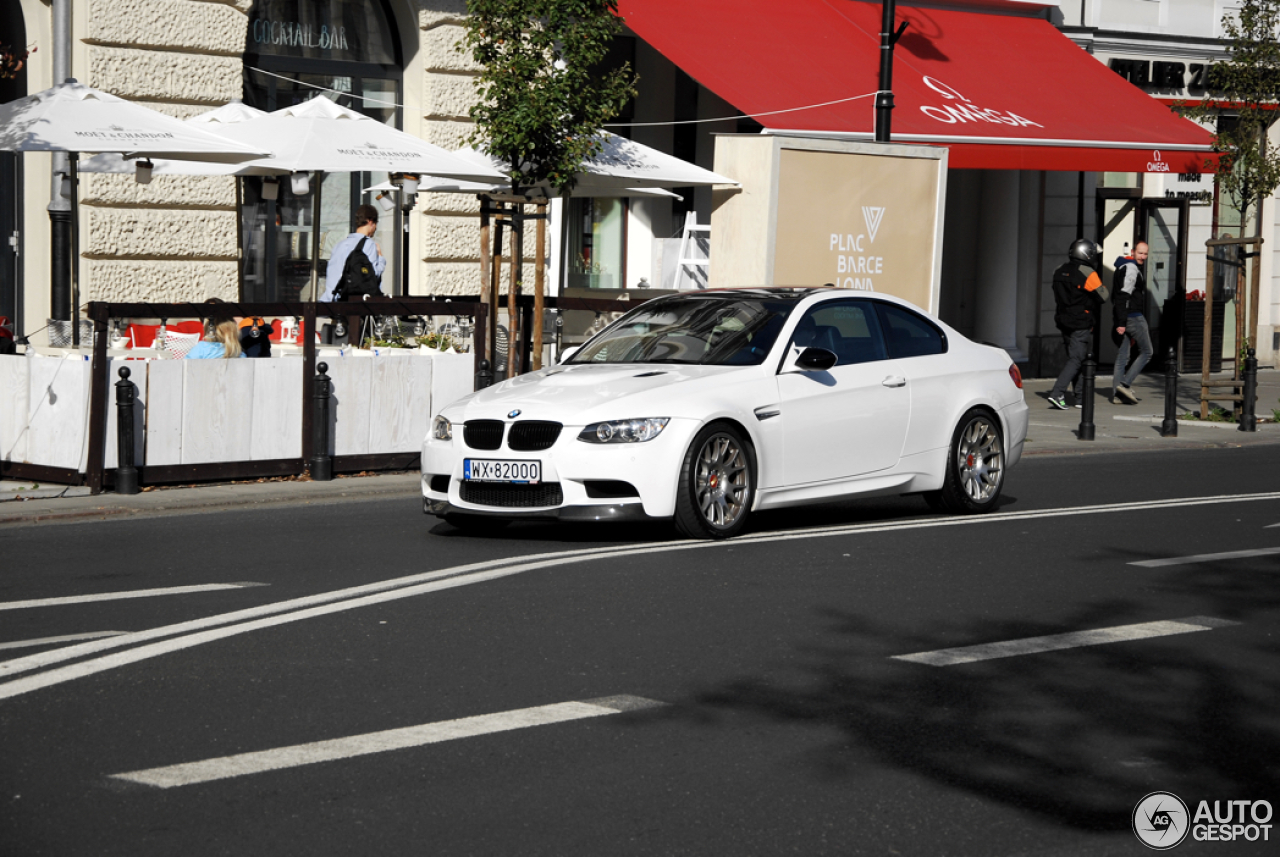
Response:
[875,0,909,143]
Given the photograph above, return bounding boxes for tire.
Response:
[673,423,755,540]
[926,408,1005,514]
[443,513,511,532]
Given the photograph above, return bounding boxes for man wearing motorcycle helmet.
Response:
[1047,239,1109,409]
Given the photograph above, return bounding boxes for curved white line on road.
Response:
[2,490,1279,702]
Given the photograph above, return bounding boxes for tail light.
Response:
[1008,363,1023,389]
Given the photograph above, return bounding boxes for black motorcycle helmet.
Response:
[1068,238,1101,269]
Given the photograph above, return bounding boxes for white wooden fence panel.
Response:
[250,360,302,460]
[180,360,255,465]
[0,354,30,463]
[431,352,475,416]
[368,355,433,453]
[145,360,184,466]
[328,356,373,456]
[25,357,91,471]
[3,351,474,474]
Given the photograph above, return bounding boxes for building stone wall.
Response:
[418,3,540,298]
[79,0,247,304]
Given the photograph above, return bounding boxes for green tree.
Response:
[1180,0,1280,232]
[461,0,637,195]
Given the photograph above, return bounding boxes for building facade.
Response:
[3,0,1276,372]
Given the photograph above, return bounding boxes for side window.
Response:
[876,303,947,358]
[789,300,887,366]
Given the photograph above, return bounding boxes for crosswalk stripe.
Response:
[0,582,268,611]
[1129,547,1280,567]
[0,631,129,651]
[111,695,665,789]
[892,616,1239,666]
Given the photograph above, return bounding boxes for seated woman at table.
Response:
[186,317,244,359]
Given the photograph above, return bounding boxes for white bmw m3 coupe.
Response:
[422,288,1029,539]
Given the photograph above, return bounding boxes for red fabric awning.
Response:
[617,0,1218,173]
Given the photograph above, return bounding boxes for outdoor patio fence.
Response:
[0,294,640,494]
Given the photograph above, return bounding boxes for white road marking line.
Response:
[0,631,129,651]
[0,582,269,611]
[1265,523,1280,529]
[1129,547,1280,567]
[892,616,1239,666]
[111,695,665,789]
[2,490,1279,702]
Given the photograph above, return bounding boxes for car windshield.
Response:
[567,295,796,365]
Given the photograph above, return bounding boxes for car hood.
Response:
[449,363,751,422]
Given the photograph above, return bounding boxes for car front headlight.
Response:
[578,417,670,444]
[432,415,453,441]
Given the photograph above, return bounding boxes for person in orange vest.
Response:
[1047,239,1109,410]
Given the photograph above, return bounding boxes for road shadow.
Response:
[677,556,1280,830]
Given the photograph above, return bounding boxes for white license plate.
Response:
[463,459,542,484]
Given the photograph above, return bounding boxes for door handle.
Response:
[882,375,906,388]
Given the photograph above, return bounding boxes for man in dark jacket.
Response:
[1111,241,1151,404]
[1047,239,1109,410]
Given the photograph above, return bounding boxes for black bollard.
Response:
[475,358,494,390]
[1239,347,1258,433]
[1161,346,1179,437]
[310,361,333,481]
[1078,339,1096,441]
[114,366,139,495]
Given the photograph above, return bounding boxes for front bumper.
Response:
[421,417,701,520]
[423,496,658,522]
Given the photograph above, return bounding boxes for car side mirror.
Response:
[794,347,837,372]
[558,346,580,364]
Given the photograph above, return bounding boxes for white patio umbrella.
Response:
[89,96,510,300]
[176,97,510,301]
[0,80,271,344]
[449,132,737,196]
[80,100,275,177]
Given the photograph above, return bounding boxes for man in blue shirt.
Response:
[322,204,386,343]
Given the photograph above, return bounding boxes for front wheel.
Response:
[924,409,1005,514]
[673,424,755,540]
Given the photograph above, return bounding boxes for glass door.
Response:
[1141,199,1189,368]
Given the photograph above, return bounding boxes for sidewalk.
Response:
[1019,367,1280,456]
[2,369,1277,527]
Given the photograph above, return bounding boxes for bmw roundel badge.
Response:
[508,409,522,418]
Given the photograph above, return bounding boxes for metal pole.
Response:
[874,0,898,142]
[1078,335,1097,441]
[69,152,80,347]
[475,358,494,391]
[1161,346,1179,437]
[532,203,546,370]
[115,366,139,494]
[310,361,333,480]
[48,2,72,329]
[1238,347,1258,432]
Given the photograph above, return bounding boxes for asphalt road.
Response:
[2,446,1279,856]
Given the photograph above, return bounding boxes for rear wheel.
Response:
[674,424,755,540]
[925,409,1004,514]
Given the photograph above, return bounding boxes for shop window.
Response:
[240,0,403,302]
[1099,172,1141,189]
[566,198,627,292]
[247,0,398,66]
